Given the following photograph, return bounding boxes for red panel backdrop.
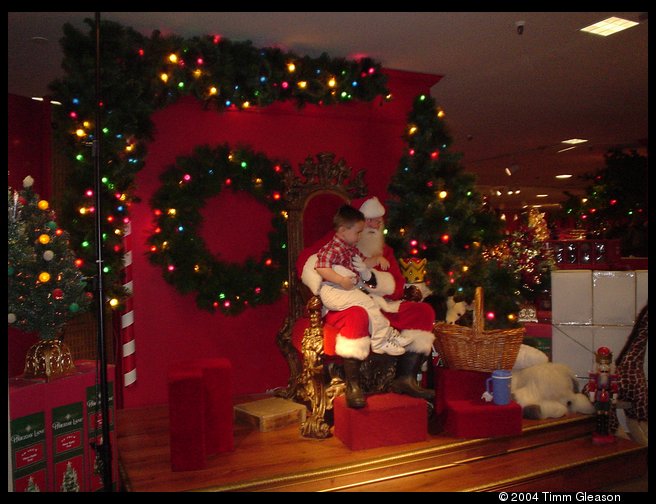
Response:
[7,70,441,409]
[124,69,441,408]
[8,94,52,197]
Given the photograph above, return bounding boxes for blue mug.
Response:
[485,369,512,405]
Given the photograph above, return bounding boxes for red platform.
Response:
[334,393,427,450]
[435,367,522,439]
[168,358,233,472]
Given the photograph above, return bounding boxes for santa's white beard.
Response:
[357,226,385,258]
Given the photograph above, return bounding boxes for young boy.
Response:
[314,204,406,356]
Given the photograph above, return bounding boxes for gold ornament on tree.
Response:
[528,207,549,241]
[482,241,512,263]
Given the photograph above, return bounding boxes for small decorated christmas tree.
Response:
[60,461,80,492]
[8,176,91,339]
[386,94,522,327]
[25,476,40,492]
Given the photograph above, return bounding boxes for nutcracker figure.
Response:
[587,346,619,444]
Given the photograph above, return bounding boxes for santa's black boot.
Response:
[343,358,366,408]
[391,352,435,401]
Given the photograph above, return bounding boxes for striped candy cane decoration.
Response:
[121,220,137,387]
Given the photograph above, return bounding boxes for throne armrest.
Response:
[305,295,324,330]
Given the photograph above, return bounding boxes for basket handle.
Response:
[472,286,484,334]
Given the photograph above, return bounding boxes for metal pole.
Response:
[93,11,113,492]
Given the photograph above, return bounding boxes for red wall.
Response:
[122,69,441,408]
[8,94,52,198]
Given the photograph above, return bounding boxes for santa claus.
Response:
[353,196,436,390]
[300,196,436,407]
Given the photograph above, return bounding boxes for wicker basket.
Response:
[433,287,525,372]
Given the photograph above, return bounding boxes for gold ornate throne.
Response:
[275,152,396,438]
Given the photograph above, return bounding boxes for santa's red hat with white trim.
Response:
[351,196,385,219]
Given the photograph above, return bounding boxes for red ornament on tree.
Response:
[53,288,64,300]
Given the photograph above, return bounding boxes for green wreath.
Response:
[147,144,289,315]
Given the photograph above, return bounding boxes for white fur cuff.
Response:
[335,334,371,360]
[402,329,435,355]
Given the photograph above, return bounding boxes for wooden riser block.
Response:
[234,397,307,432]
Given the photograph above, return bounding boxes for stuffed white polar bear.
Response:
[511,344,596,419]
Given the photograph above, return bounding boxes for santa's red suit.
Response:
[297,197,435,361]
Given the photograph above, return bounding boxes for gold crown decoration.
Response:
[399,258,427,283]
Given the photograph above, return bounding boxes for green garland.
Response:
[48,18,390,312]
[147,144,289,314]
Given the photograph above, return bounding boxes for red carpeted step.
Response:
[334,393,427,450]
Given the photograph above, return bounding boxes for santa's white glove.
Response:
[352,255,372,281]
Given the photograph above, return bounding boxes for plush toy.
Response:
[445,296,470,324]
[511,344,596,419]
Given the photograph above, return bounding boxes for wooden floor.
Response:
[116,394,647,492]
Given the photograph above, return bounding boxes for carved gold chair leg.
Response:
[298,320,345,438]
[300,370,345,439]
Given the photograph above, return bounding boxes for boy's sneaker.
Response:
[372,330,406,356]
[390,328,413,347]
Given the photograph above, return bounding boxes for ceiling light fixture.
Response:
[555,174,573,179]
[580,17,639,36]
[530,204,560,209]
[504,163,519,176]
[31,96,62,106]
[561,138,588,144]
